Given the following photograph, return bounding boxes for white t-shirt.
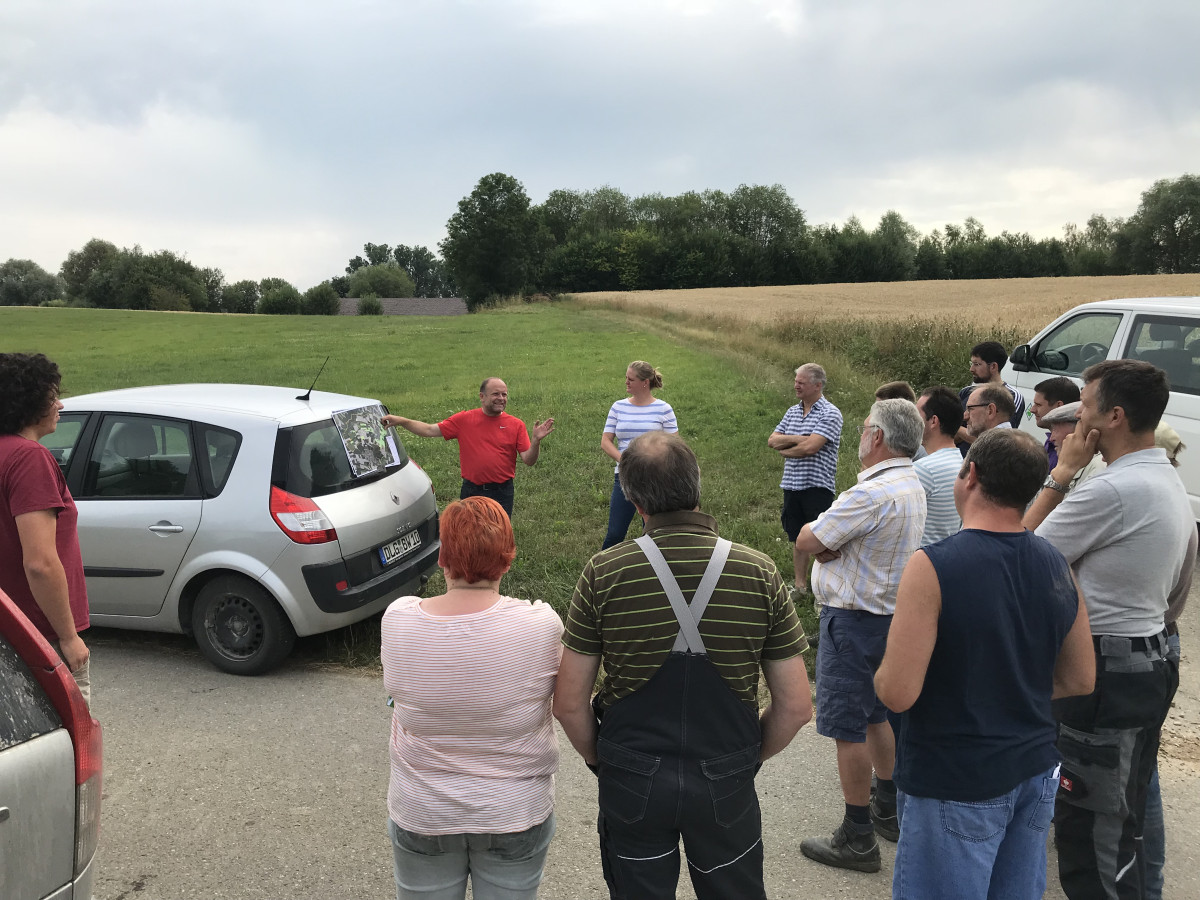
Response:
[604,398,678,472]
[382,595,563,834]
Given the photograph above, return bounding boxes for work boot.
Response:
[799,817,881,873]
[870,796,899,842]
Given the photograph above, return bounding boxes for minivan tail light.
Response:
[2,593,104,877]
[270,486,338,543]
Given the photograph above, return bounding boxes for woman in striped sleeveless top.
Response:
[600,360,679,549]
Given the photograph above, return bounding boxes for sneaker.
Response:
[870,797,899,842]
[799,818,881,873]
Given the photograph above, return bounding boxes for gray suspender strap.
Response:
[635,534,733,654]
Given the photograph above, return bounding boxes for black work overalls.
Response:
[594,535,766,900]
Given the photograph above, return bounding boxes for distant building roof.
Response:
[338,297,467,316]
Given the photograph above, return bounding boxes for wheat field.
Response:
[577,274,1200,331]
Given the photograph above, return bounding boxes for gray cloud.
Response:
[1,0,1197,288]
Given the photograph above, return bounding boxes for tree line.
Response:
[2,173,1196,314]
[0,239,456,315]
[440,172,1200,309]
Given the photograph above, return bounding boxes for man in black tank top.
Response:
[876,429,1095,900]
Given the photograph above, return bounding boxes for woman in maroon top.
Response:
[0,352,90,701]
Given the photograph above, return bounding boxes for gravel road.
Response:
[89,619,1200,900]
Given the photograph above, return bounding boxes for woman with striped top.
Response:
[381,496,564,900]
[600,360,679,549]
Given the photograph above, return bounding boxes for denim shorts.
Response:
[815,607,892,742]
[388,813,555,900]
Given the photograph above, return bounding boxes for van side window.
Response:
[38,412,88,474]
[81,415,198,498]
[1127,316,1200,395]
[1032,313,1122,375]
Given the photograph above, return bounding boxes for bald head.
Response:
[618,432,701,515]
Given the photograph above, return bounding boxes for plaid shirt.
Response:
[775,396,843,492]
[809,457,927,615]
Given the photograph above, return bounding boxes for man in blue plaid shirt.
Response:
[768,363,843,595]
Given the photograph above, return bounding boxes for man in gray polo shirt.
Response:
[1024,360,1192,900]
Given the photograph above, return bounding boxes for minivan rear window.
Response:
[0,636,61,747]
[276,417,410,498]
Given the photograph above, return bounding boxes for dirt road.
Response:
[89,617,1199,900]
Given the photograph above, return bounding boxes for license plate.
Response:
[379,531,422,566]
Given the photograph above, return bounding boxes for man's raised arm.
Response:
[519,418,555,466]
[381,414,442,438]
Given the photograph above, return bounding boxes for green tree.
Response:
[357,294,383,315]
[197,267,224,313]
[0,259,63,306]
[302,281,342,315]
[258,278,302,314]
[223,279,259,314]
[870,211,919,281]
[59,238,120,302]
[1124,174,1200,273]
[348,262,415,298]
[440,172,537,309]
[392,245,455,297]
[914,232,947,279]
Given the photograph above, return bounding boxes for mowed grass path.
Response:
[3,305,826,622]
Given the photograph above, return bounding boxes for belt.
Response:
[463,478,513,488]
[1092,630,1168,656]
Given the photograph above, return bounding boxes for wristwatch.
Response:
[1043,474,1070,494]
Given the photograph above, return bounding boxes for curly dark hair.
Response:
[0,353,62,435]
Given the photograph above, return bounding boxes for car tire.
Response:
[191,575,296,675]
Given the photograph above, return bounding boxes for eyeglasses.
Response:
[965,403,992,410]
[856,424,880,436]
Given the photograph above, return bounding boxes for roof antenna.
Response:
[296,357,330,402]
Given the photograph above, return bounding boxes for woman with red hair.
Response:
[381,495,563,900]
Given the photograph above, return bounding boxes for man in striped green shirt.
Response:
[554,431,812,900]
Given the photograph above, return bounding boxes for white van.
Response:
[1003,296,1200,519]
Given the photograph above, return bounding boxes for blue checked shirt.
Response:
[809,458,927,615]
[775,396,843,492]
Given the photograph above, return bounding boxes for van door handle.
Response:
[0,807,9,823]
[148,522,185,534]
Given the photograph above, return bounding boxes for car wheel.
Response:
[191,575,296,675]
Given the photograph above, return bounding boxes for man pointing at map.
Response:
[382,377,554,518]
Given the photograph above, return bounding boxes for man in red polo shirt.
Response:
[383,377,554,518]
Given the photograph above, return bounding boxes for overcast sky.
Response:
[2,0,1197,290]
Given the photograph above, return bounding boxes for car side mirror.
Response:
[1010,344,1032,372]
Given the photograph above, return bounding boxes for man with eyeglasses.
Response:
[794,399,927,873]
[956,341,1025,451]
[964,383,1015,440]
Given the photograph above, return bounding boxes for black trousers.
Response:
[595,653,765,900]
[460,478,514,518]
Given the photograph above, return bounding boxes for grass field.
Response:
[10,273,1192,667]
[3,303,827,662]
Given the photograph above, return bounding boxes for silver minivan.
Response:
[43,384,441,674]
[0,588,101,900]
[1004,296,1200,519]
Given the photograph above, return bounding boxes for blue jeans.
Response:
[1143,631,1181,900]
[388,814,555,900]
[894,767,1058,900]
[602,473,640,549]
